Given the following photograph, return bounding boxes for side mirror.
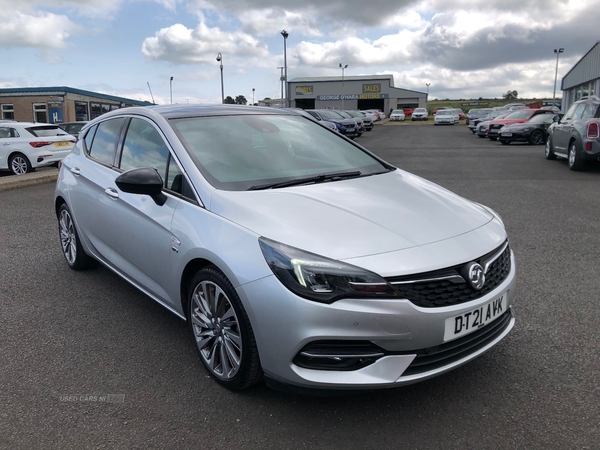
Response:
[115,167,167,206]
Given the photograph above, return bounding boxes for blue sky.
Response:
[0,0,598,105]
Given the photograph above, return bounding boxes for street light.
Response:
[553,48,564,109]
[277,66,284,106]
[170,76,173,104]
[339,63,348,109]
[281,30,289,107]
[426,82,430,102]
[252,88,255,106]
[216,52,224,104]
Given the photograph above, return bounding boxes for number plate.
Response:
[55,141,70,147]
[501,132,512,137]
[443,293,507,342]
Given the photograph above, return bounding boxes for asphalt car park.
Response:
[1,124,599,449]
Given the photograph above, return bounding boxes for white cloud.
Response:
[0,9,75,50]
[141,21,271,65]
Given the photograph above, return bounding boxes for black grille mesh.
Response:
[386,243,511,308]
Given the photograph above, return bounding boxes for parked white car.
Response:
[390,110,406,121]
[411,108,429,121]
[434,109,457,125]
[0,122,76,175]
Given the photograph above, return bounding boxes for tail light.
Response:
[587,122,599,139]
[29,141,52,148]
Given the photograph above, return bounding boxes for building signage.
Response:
[295,85,314,95]
[461,101,489,106]
[317,94,389,101]
[47,101,64,124]
[362,84,381,94]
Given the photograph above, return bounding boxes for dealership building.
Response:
[0,86,153,124]
[287,75,427,112]
[561,41,600,111]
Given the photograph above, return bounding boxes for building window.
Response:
[90,102,102,119]
[1,104,14,120]
[75,102,89,121]
[33,103,47,123]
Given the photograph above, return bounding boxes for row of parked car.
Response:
[466,95,600,171]
[298,109,384,139]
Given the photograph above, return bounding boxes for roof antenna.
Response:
[147,81,156,104]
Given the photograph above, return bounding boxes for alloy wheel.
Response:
[11,156,29,174]
[190,280,242,380]
[59,209,77,265]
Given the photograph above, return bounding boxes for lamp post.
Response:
[339,63,348,110]
[426,82,430,104]
[216,52,224,104]
[170,76,173,104]
[553,48,564,109]
[277,66,284,106]
[252,88,255,106]
[281,30,289,107]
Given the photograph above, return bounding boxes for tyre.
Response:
[188,266,262,390]
[568,140,586,171]
[9,153,33,175]
[477,134,486,138]
[544,137,557,160]
[58,203,96,270]
[528,129,545,145]
[489,136,497,141]
[500,140,510,145]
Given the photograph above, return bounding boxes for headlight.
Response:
[259,237,399,303]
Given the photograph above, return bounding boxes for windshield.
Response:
[503,109,534,120]
[317,110,345,120]
[170,114,391,191]
[437,110,453,115]
[525,114,550,124]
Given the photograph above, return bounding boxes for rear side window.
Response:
[25,125,69,137]
[581,104,596,119]
[571,104,587,120]
[88,118,126,166]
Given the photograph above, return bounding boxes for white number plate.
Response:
[443,293,507,342]
[501,132,512,137]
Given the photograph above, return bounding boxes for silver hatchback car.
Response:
[55,105,516,392]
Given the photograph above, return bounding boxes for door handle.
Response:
[104,188,119,199]
[70,167,81,176]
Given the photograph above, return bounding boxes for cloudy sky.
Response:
[0,0,597,105]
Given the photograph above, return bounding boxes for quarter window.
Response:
[88,118,126,166]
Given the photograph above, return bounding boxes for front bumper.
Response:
[240,249,517,390]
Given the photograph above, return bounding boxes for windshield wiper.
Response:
[248,171,362,191]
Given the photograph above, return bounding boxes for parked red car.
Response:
[402,107,413,116]
[487,109,557,141]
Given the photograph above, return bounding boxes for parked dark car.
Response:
[498,113,562,145]
[305,110,360,138]
[487,109,557,141]
[59,121,88,139]
[469,110,507,134]
[466,108,492,126]
[545,95,600,170]
[475,113,511,138]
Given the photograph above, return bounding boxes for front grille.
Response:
[386,242,511,308]
[401,309,513,376]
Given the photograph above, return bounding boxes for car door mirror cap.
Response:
[115,167,167,206]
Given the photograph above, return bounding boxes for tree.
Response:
[224,96,235,104]
[502,90,518,100]
[235,95,247,105]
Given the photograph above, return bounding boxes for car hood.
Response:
[209,170,494,260]
[502,122,541,131]
[491,118,528,125]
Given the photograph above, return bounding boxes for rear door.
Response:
[553,103,585,151]
[0,126,13,169]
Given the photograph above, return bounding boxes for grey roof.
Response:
[289,74,394,83]
[0,86,153,106]
[562,41,600,90]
